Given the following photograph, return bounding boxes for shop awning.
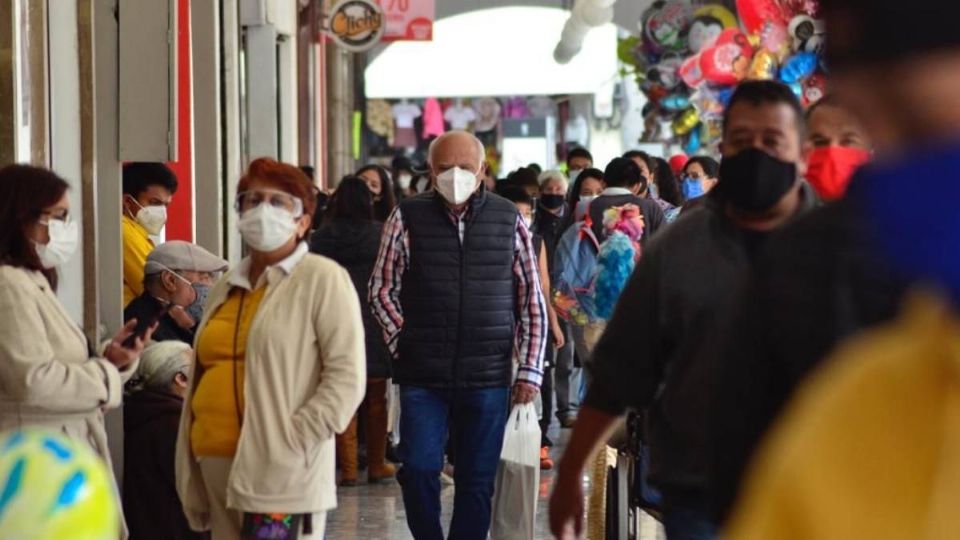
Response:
[364,6,618,99]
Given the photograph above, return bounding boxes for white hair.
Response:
[128,340,193,393]
[538,170,569,192]
[427,131,486,171]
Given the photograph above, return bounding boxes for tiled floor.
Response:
[325,426,665,539]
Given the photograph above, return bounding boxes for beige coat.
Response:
[175,252,366,531]
[0,266,133,459]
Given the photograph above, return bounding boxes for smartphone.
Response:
[121,303,173,348]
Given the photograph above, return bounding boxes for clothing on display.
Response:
[395,127,417,149]
[473,97,502,133]
[392,102,422,129]
[565,115,589,147]
[527,96,558,119]
[422,98,446,140]
[367,99,395,146]
[445,104,477,130]
[503,96,531,119]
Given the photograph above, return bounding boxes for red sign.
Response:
[377,0,434,41]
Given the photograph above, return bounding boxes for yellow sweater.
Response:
[727,293,960,540]
[122,215,154,307]
[190,285,268,457]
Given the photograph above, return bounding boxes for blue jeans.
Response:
[397,386,510,540]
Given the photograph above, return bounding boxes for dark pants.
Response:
[397,385,510,540]
[539,361,554,447]
[662,493,717,540]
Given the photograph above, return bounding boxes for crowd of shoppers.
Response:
[6,4,959,536]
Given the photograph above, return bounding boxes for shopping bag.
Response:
[490,403,541,540]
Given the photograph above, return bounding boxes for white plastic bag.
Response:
[490,403,541,540]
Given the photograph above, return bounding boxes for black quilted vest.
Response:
[397,190,518,389]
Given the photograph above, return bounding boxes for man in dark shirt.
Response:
[124,241,228,345]
[549,81,816,540]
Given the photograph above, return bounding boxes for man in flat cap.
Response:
[124,241,228,345]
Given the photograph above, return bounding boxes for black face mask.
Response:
[718,148,798,212]
[540,194,566,210]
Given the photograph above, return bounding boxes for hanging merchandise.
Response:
[473,97,502,133]
[503,97,532,119]
[527,96,558,119]
[367,99,395,146]
[422,98,446,139]
[444,100,477,130]
[619,0,826,154]
[392,100,422,149]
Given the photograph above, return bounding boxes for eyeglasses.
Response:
[235,189,304,217]
[38,210,71,226]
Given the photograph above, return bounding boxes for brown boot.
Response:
[336,414,359,486]
[366,378,396,484]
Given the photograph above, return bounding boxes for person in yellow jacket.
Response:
[726,293,960,540]
[122,163,177,307]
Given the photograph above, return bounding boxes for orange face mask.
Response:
[806,146,871,201]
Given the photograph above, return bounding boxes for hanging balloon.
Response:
[679,53,705,88]
[788,81,803,99]
[759,20,791,60]
[672,108,700,136]
[802,73,827,106]
[662,93,691,112]
[779,52,818,83]
[736,0,788,35]
[690,86,725,120]
[788,15,826,54]
[699,28,755,85]
[693,4,738,29]
[641,1,694,53]
[747,50,779,80]
[684,125,702,154]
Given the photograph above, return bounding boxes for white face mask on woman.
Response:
[127,197,168,235]
[35,219,79,269]
[238,204,299,252]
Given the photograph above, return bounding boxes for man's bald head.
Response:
[428,131,486,177]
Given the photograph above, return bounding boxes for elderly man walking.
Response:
[370,131,547,539]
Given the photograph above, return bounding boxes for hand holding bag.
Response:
[490,403,541,540]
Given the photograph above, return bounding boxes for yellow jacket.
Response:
[175,244,366,529]
[727,293,960,540]
[122,215,154,307]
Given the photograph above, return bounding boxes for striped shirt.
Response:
[369,204,548,387]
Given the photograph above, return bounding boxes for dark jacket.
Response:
[124,293,193,345]
[310,219,392,379]
[534,204,568,281]
[397,190,518,389]
[584,188,816,498]
[123,389,203,540]
[588,192,666,244]
[709,193,909,522]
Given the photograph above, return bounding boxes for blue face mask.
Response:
[681,177,706,200]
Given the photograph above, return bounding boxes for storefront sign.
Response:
[377,0,434,41]
[328,0,385,52]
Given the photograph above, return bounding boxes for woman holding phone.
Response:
[176,158,366,539]
[0,164,151,535]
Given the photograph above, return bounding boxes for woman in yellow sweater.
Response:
[175,158,366,539]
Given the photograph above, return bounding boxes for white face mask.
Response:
[128,197,168,235]
[35,219,79,269]
[436,167,480,205]
[398,172,413,190]
[238,203,299,252]
[568,168,583,184]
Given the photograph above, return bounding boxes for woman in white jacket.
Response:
[0,165,150,537]
[176,158,366,539]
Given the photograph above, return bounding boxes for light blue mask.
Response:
[681,177,705,200]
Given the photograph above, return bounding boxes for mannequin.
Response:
[444,98,476,131]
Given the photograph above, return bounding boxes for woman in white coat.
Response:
[0,164,151,536]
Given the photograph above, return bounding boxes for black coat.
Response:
[310,219,392,379]
[123,389,203,540]
[124,293,194,345]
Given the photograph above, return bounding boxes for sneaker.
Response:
[540,447,554,470]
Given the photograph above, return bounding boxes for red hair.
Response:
[237,158,317,219]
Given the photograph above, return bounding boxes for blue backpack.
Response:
[553,221,601,326]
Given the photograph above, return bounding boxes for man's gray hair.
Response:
[538,170,569,192]
[427,131,486,171]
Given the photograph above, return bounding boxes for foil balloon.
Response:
[693,4,738,29]
[736,0,787,35]
[672,108,700,136]
[685,15,725,54]
[748,50,779,80]
[802,73,827,105]
[788,81,803,99]
[642,1,693,53]
[679,54,705,87]
[788,15,826,54]
[646,55,685,90]
[684,125,702,154]
[662,93,691,111]
[779,52,818,83]
[700,28,755,85]
[691,86,725,119]
[759,20,791,60]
